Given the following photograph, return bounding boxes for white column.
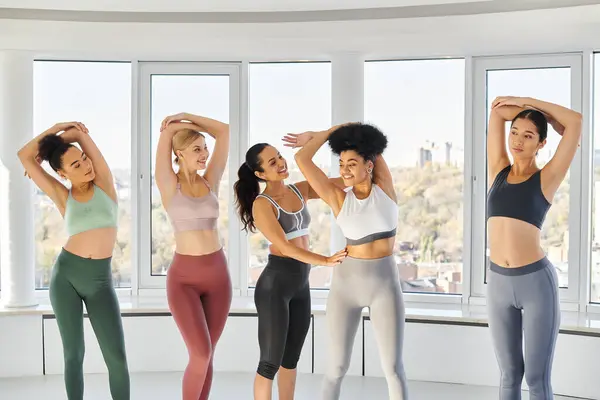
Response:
[0,51,37,307]
[330,53,365,253]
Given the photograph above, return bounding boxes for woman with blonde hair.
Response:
[155,112,231,400]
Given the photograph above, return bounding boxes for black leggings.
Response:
[254,254,311,380]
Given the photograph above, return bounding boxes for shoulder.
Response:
[253,195,278,218]
[93,183,118,205]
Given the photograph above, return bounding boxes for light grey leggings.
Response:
[322,255,408,400]
[487,257,560,400]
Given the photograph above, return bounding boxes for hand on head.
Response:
[25,121,88,178]
[160,113,189,132]
[54,121,88,134]
[492,96,527,109]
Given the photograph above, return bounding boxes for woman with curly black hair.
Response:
[287,123,408,400]
[17,122,129,400]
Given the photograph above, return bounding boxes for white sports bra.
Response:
[335,184,398,246]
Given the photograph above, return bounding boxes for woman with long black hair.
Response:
[234,142,346,400]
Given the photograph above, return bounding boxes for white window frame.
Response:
[470,53,584,307]
[137,62,243,294]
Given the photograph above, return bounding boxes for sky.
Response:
[32,57,598,173]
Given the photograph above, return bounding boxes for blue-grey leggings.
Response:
[487,257,560,400]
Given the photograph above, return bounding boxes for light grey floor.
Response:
[0,371,580,399]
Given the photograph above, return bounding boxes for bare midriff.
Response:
[174,229,223,256]
[488,217,545,268]
[63,227,117,259]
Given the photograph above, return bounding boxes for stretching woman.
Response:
[486,97,581,400]
[290,123,408,400]
[234,143,347,400]
[156,113,232,400]
[18,122,129,400]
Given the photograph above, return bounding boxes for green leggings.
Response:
[49,249,130,400]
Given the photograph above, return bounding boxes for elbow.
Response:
[279,242,295,258]
[294,150,307,163]
[566,112,583,132]
[17,148,29,161]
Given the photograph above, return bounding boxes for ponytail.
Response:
[234,164,261,232]
[233,143,269,232]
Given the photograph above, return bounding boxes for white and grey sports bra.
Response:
[336,184,398,246]
[257,184,311,241]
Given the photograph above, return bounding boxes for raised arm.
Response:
[487,98,524,182]
[163,113,229,193]
[72,124,117,201]
[294,177,346,200]
[253,198,347,266]
[373,154,397,202]
[182,114,229,192]
[496,96,582,198]
[289,127,346,215]
[155,120,201,199]
[17,122,78,213]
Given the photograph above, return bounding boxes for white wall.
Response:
[2,313,600,399]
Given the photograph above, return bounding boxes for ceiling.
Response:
[0,0,491,13]
[0,0,599,23]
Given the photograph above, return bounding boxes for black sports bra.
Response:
[486,165,551,230]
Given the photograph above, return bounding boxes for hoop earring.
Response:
[367,168,373,174]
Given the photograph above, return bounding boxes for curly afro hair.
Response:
[327,123,387,162]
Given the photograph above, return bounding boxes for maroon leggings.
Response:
[167,249,232,400]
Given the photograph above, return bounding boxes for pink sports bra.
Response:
[166,177,219,233]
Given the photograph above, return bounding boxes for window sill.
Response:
[2,293,600,336]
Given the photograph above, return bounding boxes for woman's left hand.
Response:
[160,113,189,132]
[60,124,87,143]
[492,96,528,109]
[282,131,315,149]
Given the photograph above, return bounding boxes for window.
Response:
[592,53,600,303]
[471,54,582,302]
[365,59,466,295]
[248,62,332,289]
[149,75,230,276]
[485,67,571,288]
[33,61,132,288]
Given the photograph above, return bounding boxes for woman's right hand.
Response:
[323,248,348,267]
[160,113,189,132]
[53,121,86,133]
[282,131,315,149]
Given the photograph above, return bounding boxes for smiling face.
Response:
[255,145,289,182]
[509,117,546,159]
[59,147,95,184]
[179,136,209,171]
[338,150,373,186]
[173,130,209,172]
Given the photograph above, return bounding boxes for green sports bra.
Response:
[64,184,118,237]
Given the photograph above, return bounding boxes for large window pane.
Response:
[150,75,230,275]
[592,53,600,302]
[33,61,132,288]
[485,68,570,288]
[365,59,465,294]
[248,62,332,289]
